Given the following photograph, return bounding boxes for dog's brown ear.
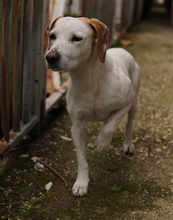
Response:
[49,16,62,31]
[43,16,62,55]
[79,17,109,63]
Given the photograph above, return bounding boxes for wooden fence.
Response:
[0,0,50,155]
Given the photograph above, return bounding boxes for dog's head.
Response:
[44,17,109,71]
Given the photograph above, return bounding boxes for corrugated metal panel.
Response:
[1,0,13,143]
[32,0,43,116]
[82,0,116,44]
[0,0,50,155]
[0,1,2,129]
[13,0,24,131]
[121,0,135,31]
[40,0,50,132]
[134,0,144,23]
[22,0,33,123]
[171,0,173,25]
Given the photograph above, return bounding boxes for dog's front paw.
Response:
[72,179,89,197]
[123,143,135,155]
[96,142,109,153]
[95,136,111,153]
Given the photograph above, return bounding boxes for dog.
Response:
[44,16,140,197]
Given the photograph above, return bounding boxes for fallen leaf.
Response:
[109,145,114,149]
[60,136,72,141]
[120,40,133,46]
[45,182,53,191]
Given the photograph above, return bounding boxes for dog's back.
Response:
[107,48,140,95]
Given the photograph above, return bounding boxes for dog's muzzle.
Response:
[46,50,60,65]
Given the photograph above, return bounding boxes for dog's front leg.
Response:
[95,103,132,152]
[71,122,89,196]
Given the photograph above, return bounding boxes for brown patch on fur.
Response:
[43,16,62,55]
[79,17,109,63]
[49,16,62,31]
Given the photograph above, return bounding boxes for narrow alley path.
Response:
[1,5,173,220]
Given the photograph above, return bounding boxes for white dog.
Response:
[44,16,140,197]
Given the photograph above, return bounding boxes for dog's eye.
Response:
[71,35,82,42]
[49,33,56,40]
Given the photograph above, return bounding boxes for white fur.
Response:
[45,17,140,197]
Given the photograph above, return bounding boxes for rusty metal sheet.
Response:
[31,0,44,117]
[0,0,50,155]
[12,0,24,131]
[39,0,50,132]
[82,0,116,44]
[171,0,173,26]
[134,0,144,24]
[22,0,33,123]
[1,0,13,143]
[0,115,39,155]
[0,1,2,122]
[120,0,125,31]
[1,57,9,142]
[126,0,135,27]
[121,0,135,31]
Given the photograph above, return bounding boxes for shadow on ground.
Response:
[1,6,173,220]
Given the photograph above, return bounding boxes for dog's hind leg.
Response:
[123,62,140,155]
[71,122,89,196]
[123,99,137,155]
[95,103,132,152]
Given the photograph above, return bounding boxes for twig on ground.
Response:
[31,157,68,189]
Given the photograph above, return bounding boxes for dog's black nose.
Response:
[46,51,60,65]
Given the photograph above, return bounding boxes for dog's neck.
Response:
[68,48,108,93]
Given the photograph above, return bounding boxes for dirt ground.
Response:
[1,7,173,220]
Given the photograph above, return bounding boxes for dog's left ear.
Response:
[43,16,62,56]
[79,18,109,63]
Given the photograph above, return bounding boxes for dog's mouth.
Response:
[47,63,64,72]
[46,60,70,72]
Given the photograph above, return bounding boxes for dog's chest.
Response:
[67,71,133,121]
[67,86,127,121]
